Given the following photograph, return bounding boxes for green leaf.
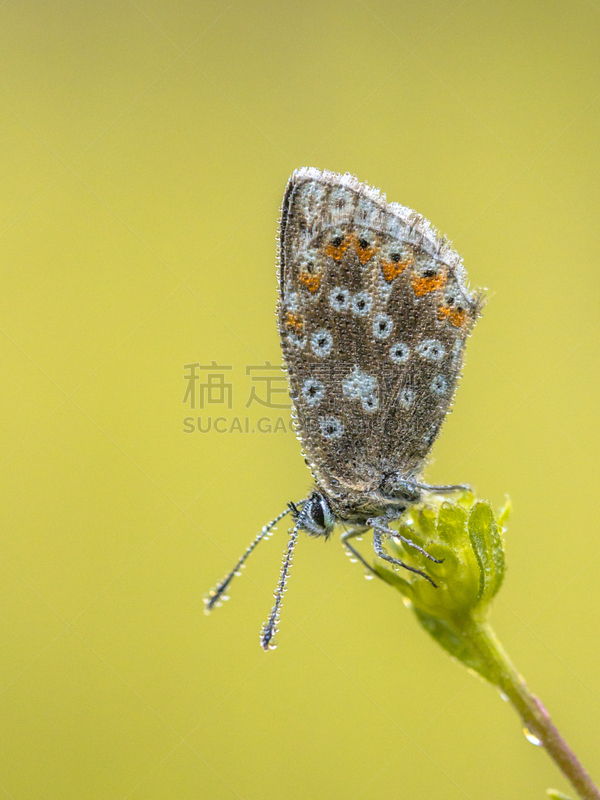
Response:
[468,502,505,603]
[455,488,475,509]
[397,521,426,550]
[412,505,437,539]
[487,511,506,599]
[437,502,468,546]
[546,790,574,800]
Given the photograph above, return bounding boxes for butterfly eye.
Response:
[301,494,335,537]
[311,501,324,527]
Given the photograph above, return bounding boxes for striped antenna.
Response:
[260,518,302,650]
[204,501,305,614]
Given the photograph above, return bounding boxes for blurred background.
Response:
[0,1,598,798]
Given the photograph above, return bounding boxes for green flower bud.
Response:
[372,497,600,798]
[373,493,510,680]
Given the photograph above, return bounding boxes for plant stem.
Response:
[467,621,600,800]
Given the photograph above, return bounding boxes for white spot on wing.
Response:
[351,292,372,317]
[373,313,393,340]
[310,329,333,357]
[431,375,448,396]
[287,332,305,349]
[342,366,379,412]
[389,342,410,364]
[417,339,445,362]
[320,417,344,440]
[302,378,325,406]
[329,287,350,311]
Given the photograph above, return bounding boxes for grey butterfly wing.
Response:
[277,168,482,494]
[367,225,483,478]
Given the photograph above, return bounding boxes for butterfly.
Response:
[205,167,483,650]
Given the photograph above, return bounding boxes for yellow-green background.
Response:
[0,1,598,798]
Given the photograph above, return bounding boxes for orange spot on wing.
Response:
[381,255,412,282]
[437,305,468,328]
[324,239,349,261]
[284,311,304,334]
[324,234,378,264]
[412,271,447,297]
[298,271,322,293]
[353,235,378,265]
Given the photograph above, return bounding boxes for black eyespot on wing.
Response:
[332,236,343,247]
[358,238,369,249]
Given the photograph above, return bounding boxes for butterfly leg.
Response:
[370,524,438,587]
[340,527,378,576]
[370,520,443,564]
